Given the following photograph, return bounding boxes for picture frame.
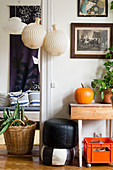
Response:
[78,0,108,17]
[71,23,113,59]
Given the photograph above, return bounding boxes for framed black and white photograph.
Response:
[78,0,108,17]
[71,23,113,59]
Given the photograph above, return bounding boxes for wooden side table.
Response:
[69,103,113,167]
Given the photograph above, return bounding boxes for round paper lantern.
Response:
[74,83,94,104]
[44,24,69,56]
[3,17,27,35]
[22,18,46,49]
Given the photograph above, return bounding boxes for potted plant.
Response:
[91,46,113,103]
[111,1,113,10]
[0,101,37,154]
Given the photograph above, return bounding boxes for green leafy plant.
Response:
[0,101,34,135]
[111,1,113,10]
[91,47,113,100]
[105,46,113,59]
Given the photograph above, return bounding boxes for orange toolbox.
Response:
[84,137,113,168]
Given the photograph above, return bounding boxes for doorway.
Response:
[0,0,52,154]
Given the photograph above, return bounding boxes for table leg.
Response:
[106,120,109,137]
[106,120,112,138]
[110,120,112,138]
[78,120,82,167]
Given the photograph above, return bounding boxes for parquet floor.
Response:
[0,145,113,170]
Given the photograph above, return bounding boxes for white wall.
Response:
[0,2,9,93]
[50,0,113,138]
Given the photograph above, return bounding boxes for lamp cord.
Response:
[52,0,56,24]
[40,0,42,23]
[15,6,16,17]
[52,0,55,26]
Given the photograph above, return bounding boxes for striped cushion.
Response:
[41,146,75,166]
[28,91,40,106]
[9,91,29,106]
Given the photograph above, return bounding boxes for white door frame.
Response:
[40,0,53,148]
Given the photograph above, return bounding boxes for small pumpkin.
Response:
[74,83,94,104]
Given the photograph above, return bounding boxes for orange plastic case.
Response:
[84,137,113,164]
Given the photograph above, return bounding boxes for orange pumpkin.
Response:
[74,84,94,104]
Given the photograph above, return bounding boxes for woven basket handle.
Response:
[9,115,28,127]
[24,115,28,121]
[10,119,25,126]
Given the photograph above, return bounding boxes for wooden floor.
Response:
[0,145,113,170]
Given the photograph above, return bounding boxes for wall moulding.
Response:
[40,0,52,149]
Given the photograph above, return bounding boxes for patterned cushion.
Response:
[9,91,29,106]
[28,91,40,106]
[0,93,10,107]
[41,146,75,166]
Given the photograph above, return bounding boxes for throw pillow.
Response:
[9,91,29,106]
[28,91,40,106]
[0,93,10,107]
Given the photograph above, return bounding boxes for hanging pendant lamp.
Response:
[3,17,27,35]
[44,24,69,56]
[22,18,46,49]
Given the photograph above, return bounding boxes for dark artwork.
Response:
[78,0,108,17]
[10,6,41,92]
[11,6,41,24]
[77,30,108,51]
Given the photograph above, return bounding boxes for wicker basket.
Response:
[3,119,37,155]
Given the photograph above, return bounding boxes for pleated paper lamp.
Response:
[44,24,69,56]
[22,18,46,49]
[3,17,27,35]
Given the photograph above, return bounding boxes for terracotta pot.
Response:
[102,88,113,103]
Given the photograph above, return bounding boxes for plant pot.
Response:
[3,119,37,155]
[102,88,113,103]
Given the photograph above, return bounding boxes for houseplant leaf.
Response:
[91,81,96,88]
[101,91,104,100]
[105,53,112,59]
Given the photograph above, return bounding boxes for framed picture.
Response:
[71,23,113,59]
[78,0,108,17]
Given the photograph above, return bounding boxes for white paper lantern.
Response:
[22,18,46,49]
[44,24,69,56]
[3,17,27,35]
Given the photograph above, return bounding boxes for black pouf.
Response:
[43,118,78,148]
[41,145,75,166]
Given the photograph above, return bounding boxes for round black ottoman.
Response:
[43,118,78,148]
[41,145,75,166]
